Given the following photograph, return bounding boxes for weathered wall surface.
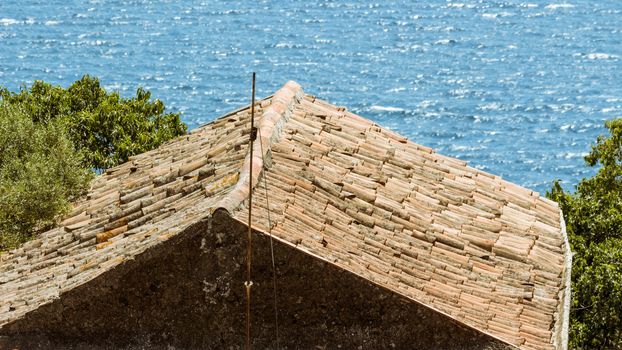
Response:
[0,210,510,349]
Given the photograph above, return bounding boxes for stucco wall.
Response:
[0,210,510,349]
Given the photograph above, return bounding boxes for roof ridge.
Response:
[213,81,303,213]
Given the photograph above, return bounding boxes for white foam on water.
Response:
[479,102,501,111]
[103,83,122,91]
[435,39,455,45]
[450,144,470,151]
[44,20,60,26]
[586,53,617,60]
[418,100,435,108]
[450,88,469,96]
[545,3,575,9]
[560,124,573,131]
[482,13,498,19]
[387,87,406,93]
[559,152,588,159]
[0,18,20,26]
[370,105,405,112]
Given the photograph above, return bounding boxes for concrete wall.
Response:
[0,210,510,349]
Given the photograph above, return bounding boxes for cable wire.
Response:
[257,126,280,350]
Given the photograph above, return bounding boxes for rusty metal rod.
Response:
[245,72,256,350]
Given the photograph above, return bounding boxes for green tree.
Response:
[0,103,92,250]
[0,76,187,250]
[548,118,622,349]
[0,75,187,170]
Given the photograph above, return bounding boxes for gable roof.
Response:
[0,82,571,350]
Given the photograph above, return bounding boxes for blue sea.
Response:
[1,0,620,194]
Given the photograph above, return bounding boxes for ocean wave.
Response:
[72,40,107,46]
[560,124,574,131]
[386,87,406,93]
[545,3,575,9]
[449,88,470,97]
[478,102,501,111]
[315,38,335,44]
[450,145,470,151]
[585,53,618,60]
[558,152,588,159]
[486,12,514,19]
[434,39,457,45]
[0,18,20,26]
[471,115,493,123]
[369,105,405,112]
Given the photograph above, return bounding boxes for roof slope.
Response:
[0,97,265,325]
[0,82,570,350]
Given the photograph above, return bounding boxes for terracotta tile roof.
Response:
[0,81,570,350]
[0,97,263,326]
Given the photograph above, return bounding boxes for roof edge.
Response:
[213,81,303,213]
[553,208,572,350]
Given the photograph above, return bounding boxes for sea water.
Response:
[1,0,620,194]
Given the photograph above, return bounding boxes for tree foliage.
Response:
[0,76,187,250]
[0,75,187,170]
[0,103,92,250]
[547,118,622,349]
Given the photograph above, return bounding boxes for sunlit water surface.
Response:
[1,0,621,193]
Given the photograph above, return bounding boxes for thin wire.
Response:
[257,126,280,350]
[245,72,256,350]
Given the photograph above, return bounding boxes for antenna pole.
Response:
[245,72,256,350]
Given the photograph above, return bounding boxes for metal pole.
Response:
[245,72,256,350]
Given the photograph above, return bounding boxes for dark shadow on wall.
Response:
[0,209,511,350]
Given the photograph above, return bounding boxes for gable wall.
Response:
[0,210,510,349]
